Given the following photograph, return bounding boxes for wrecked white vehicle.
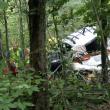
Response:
[62,26,110,71]
[62,26,98,52]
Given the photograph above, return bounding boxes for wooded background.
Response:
[0,0,110,110]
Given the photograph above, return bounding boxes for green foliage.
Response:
[0,0,8,11]
[47,0,85,52]
[1,0,110,110]
[0,64,44,110]
[49,73,110,110]
[0,0,29,50]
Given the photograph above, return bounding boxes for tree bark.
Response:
[100,0,108,83]
[18,0,25,60]
[28,0,49,110]
[91,0,109,83]
[101,19,108,83]
[29,0,46,71]
[0,30,2,59]
[3,10,10,59]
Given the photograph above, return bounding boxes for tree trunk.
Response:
[24,0,29,30]
[101,19,108,83]
[28,0,49,110]
[18,0,25,60]
[91,0,109,83]
[100,0,108,83]
[0,30,2,59]
[3,10,10,59]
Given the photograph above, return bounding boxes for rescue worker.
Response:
[24,48,30,64]
[9,43,22,67]
[5,43,22,75]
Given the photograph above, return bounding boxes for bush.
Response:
[0,66,43,110]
